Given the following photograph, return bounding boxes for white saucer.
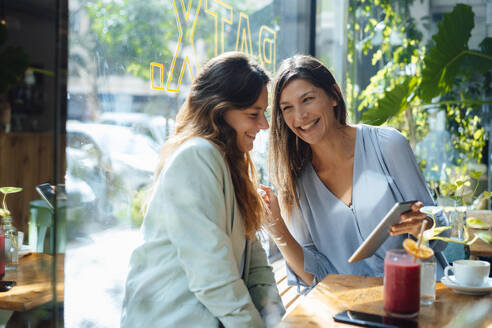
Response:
[441,276,492,296]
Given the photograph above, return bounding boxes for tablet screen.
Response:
[348,200,415,263]
[35,183,67,210]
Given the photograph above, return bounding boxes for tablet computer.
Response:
[35,183,67,210]
[348,200,416,263]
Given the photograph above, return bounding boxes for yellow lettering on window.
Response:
[258,25,276,74]
[150,62,165,90]
[235,12,253,56]
[205,0,233,56]
[167,0,202,93]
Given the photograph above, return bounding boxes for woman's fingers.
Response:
[390,217,432,237]
[259,184,272,192]
[400,211,427,221]
[259,185,279,204]
[258,185,282,221]
[391,220,416,231]
[258,185,272,202]
[390,220,419,236]
[411,201,424,212]
[399,201,424,219]
[391,201,431,237]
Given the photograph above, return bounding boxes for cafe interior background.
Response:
[0,0,491,326]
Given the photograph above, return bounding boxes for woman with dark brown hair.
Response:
[121,52,284,328]
[259,55,449,290]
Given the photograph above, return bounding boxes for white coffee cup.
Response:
[444,260,490,287]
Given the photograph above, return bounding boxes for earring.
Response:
[295,135,299,152]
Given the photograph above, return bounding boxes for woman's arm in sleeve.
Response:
[245,238,285,327]
[283,208,336,291]
[259,187,334,290]
[285,243,334,292]
[153,142,263,327]
[378,127,449,251]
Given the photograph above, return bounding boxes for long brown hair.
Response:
[155,52,269,239]
[269,55,347,217]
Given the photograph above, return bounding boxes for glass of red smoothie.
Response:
[384,249,420,318]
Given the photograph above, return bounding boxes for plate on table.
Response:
[441,276,492,296]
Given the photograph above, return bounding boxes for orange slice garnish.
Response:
[403,238,434,260]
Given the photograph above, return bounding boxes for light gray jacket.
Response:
[121,137,284,328]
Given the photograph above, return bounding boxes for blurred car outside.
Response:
[64,172,98,241]
[66,120,159,225]
[98,112,174,148]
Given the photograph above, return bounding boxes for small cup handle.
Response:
[444,265,454,280]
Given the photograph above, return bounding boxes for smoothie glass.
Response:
[384,249,420,318]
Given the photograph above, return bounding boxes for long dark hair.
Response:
[156,52,269,238]
[269,55,347,217]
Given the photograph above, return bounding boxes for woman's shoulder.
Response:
[297,162,312,184]
[358,124,408,150]
[160,137,227,180]
[154,137,228,191]
[172,137,224,164]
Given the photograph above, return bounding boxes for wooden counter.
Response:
[0,253,64,312]
[280,274,491,327]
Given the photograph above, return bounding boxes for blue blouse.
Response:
[285,124,449,288]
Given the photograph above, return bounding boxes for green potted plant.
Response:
[357,4,491,204]
[420,204,492,246]
[0,187,22,266]
[0,187,22,218]
[0,24,29,132]
[359,4,492,133]
[353,4,492,245]
[422,169,492,246]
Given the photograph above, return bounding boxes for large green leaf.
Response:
[471,37,492,73]
[457,52,492,80]
[0,187,22,195]
[479,37,492,55]
[360,78,412,126]
[421,4,474,102]
[476,232,492,245]
[452,37,492,81]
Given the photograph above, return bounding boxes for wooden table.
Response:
[280,274,492,327]
[470,228,492,257]
[0,253,64,312]
[468,210,492,258]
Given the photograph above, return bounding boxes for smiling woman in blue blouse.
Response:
[260,55,449,290]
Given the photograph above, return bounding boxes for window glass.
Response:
[345,1,490,209]
[316,0,347,85]
[1,0,66,326]
[67,0,338,326]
